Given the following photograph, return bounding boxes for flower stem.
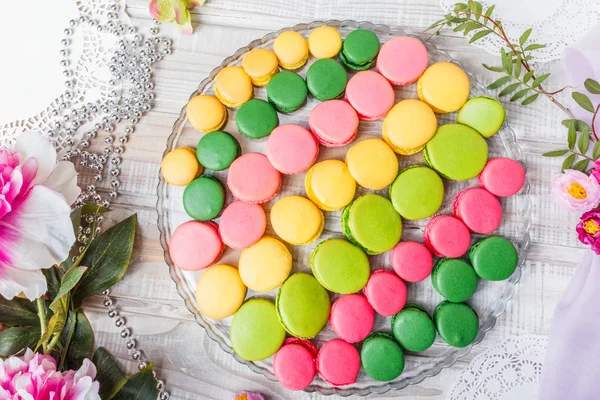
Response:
[36,297,48,353]
[592,104,600,141]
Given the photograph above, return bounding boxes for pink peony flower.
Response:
[234,392,265,400]
[0,132,80,300]
[551,169,600,212]
[148,0,204,35]
[576,208,600,254]
[0,349,100,400]
[590,160,600,184]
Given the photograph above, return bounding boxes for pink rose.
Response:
[551,169,600,212]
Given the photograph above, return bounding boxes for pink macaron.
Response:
[273,338,317,391]
[266,124,319,174]
[424,215,471,258]
[317,339,360,386]
[308,100,359,147]
[329,294,375,343]
[363,269,407,317]
[344,71,395,120]
[218,201,266,249]
[227,152,281,204]
[169,221,224,271]
[391,241,433,282]
[453,187,503,234]
[377,36,429,85]
[478,158,526,197]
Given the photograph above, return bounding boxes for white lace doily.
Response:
[448,334,547,400]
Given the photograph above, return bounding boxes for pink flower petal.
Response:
[43,161,80,206]
[13,132,56,187]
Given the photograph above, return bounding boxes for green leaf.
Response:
[484,5,495,19]
[113,364,158,400]
[572,92,596,112]
[562,119,593,132]
[510,88,529,102]
[453,22,469,32]
[593,141,600,160]
[39,298,68,350]
[521,93,540,105]
[71,214,136,309]
[568,121,577,149]
[524,43,546,51]
[487,76,511,90]
[469,29,491,43]
[453,2,469,12]
[426,20,446,31]
[519,28,532,46]
[463,21,481,35]
[578,129,591,154]
[585,78,600,95]
[482,63,504,73]
[501,47,512,74]
[523,70,534,83]
[49,267,87,313]
[542,149,569,157]
[532,73,551,88]
[499,82,521,96]
[562,154,576,171]
[0,296,39,326]
[573,159,589,172]
[94,347,128,399]
[0,327,41,356]
[514,55,522,78]
[60,311,93,370]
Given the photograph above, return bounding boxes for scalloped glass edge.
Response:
[156,20,533,396]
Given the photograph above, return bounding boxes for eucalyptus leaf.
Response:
[484,5,495,18]
[510,88,529,102]
[568,121,577,150]
[113,364,158,400]
[0,327,41,357]
[0,296,39,326]
[501,48,512,74]
[463,21,481,35]
[60,311,93,370]
[542,149,569,157]
[514,55,522,78]
[468,0,483,16]
[49,267,87,313]
[426,20,445,31]
[524,43,546,51]
[487,76,511,90]
[523,70,534,83]
[531,73,551,88]
[573,159,589,172]
[482,63,504,73]
[561,119,592,132]
[584,78,600,95]
[562,154,576,171]
[572,92,595,113]
[578,129,591,154]
[93,347,128,399]
[499,82,520,96]
[469,29,491,43]
[593,141,600,160]
[519,28,532,46]
[521,93,540,105]
[453,22,469,32]
[453,2,469,12]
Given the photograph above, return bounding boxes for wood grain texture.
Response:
[81,1,583,398]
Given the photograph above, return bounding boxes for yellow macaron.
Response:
[196,264,247,320]
[214,66,253,108]
[239,236,292,292]
[186,95,227,133]
[305,160,356,211]
[345,139,398,190]
[273,31,309,70]
[161,147,203,186]
[308,26,342,59]
[382,99,438,155]
[270,195,324,245]
[417,62,470,113]
[242,49,279,86]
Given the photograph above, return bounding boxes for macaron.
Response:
[457,96,506,138]
[345,138,398,190]
[273,338,317,391]
[317,339,361,386]
[169,221,223,271]
[161,147,202,186]
[424,215,471,258]
[195,264,246,320]
[345,71,395,120]
[308,26,342,59]
[196,131,240,171]
[434,301,479,348]
[183,175,225,221]
[423,124,488,181]
[266,124,319,174]
[305,160,356,211]
[186,95,226,133]
[417,62,470,113]
[329,294,374,343]
[306,59,348,101]
[276,273,330,339]
[363,269,407,316]
[309,238,370,294]
[242,48,279,86]
[342,194,402,255]
[478,158,526,197]
[238,236,292,292]
[339,29,380,70]
[453,187,502,234]
[392,304,436,352]
[390,241,433,283]
[266,71,308,113]
[218,201,266,249]
[227,153,281,204]
[308,99,359,147]
[382,99,437,155]
[214,66,253,108]
[469,236,519,281]
[230,298,286,361]
[235,99,279,139]
[360,333,405,382]
[431,258,478,302]
[389,166,444,220]
[273,31,309,70]
[376,36,428,85]
[270,195,324,245]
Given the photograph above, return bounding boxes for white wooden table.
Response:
[82,1,584,398]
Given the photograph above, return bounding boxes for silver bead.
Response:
[86,131,96,139]
[71,120,80,129]
[132,351,141,360]
[103,298,113,307]
[153,37,160,44]
[153,19,160,25]
[159,391,170,400]
[150,27,159,35]
[156,380,164,390]
[65,80,75,88]
[109,191,117,199]
[104,147,113,155]
[152,371,158,379]
[115,317,125,327]
[162,39,171,47]
[98,155,107,164]
[108,79,117,86]
[111,179,120,188]
[64,28,73,36]
[65,137,75,146]
[104,135,113,144]
[102,200,110,208]
[69,19,77,26]
[61,38,70,46]
[60,59,70,67]
[51,109,59,117]
[71,149,81,157]
[81,151,89,159]
[108,308,117,318]
[102,289,110,296]
[138,362,148,370]
[59,101,69,109]
[118,136,128,144]
[134,34,142,42]
[88,19,97,27]
[93,194,102,202]
[141,103,151,112]
[80,140,89,148]
[84,227,92,235]
[60,49,69,57]
[120,328,131,338]
[94,174,102,182]
[63,69,73,77]
[79,15,87,23]
[105,124,114,133]
[126,339,136,349]
[95,226,102,234]
[97,25,104,32]
[110,114,121,123]
[72,255,78,262]
[114,146,123,155]
[96,215,104,223]
[85,215,94,223]
[63,114,71,122]
[94,123,102,131]
[161,48,171,56]
[55,121,63,129]
[89,154,98,162]
[109,4,118,12]
[128,26,137,34]
[124,126,133,134]
[111,157,121,165]
[110,168,120,177]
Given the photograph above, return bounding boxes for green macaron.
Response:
[457,96,506,138]
[182,175,224,221]
[340,29,380,71]
[469,236,519,281]
[361,332,405,382]
[431,258,478,303]
[266,71,308,113]
[196,131,240,170]
[306,58,348,101]
[434,301,479,348]
[235,99,279,139]
[276,273,330,339]
[309,238,370,294]
[391,304,436,352]
[423,124,488,181]
[341,194,402,255]
[389,165,444,220]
